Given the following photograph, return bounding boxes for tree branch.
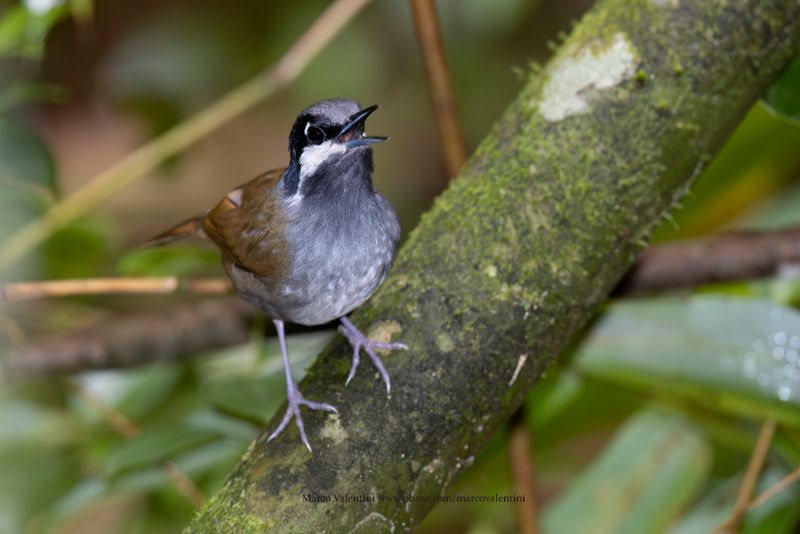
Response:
[185,1,800,531]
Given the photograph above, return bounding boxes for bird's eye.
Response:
[305,124,326,145]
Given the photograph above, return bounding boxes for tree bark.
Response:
[188,1,800,531]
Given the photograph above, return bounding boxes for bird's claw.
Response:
[339,317,408,396]
[267,386,337,452]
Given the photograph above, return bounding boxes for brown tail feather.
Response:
[144,216,207,247]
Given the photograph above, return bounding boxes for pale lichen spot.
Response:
[538,32,638,121]
[320,413,347,445]
[484,264,498,278]
[435,332,455,353]
[652,0,679,6]
[366,320,404,353]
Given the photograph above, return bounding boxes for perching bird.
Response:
[150,99,407,451]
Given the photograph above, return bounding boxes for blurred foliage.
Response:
[1,0,800,532]
[764,57,800,125]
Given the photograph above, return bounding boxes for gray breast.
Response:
[228,193,400,326]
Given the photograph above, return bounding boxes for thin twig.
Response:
[0,277,232,301]
[747,464,800,511]
[0,0,374,270]
[712,419,777,534]
[508,408,540,534]
[410,0,468,180]
[66,378,207,507]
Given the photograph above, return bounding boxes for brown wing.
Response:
[202,168,289,280]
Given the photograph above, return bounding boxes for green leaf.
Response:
[544,407,711,534]
[110,437,247,494]
[113,365,184,420]
[574,296,800,424]
[0,180,50,242]
[526,370,584,428]
[196,330,334,381]
[105,424,217,476]
[0,7,31,56]
[207,376,284,425]
[0,445,76,533]
[183,410,258,442]
[0,400,75,450]
[117,245,221,277]
[0,114,56,192]
[46,217,115,279]
[764,57,800,124]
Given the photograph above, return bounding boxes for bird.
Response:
[149,98,407,451]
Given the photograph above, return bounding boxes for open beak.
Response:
[338,104,388,149]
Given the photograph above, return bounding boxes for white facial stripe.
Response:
[299,140,346,181]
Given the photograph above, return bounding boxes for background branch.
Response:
[2,299,256,378]
[615,227,800,296]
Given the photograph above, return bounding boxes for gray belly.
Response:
[225,200,399,326]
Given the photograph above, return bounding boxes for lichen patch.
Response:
[320,413,347,445]
[367,320,404,345]
[435,332,456,353]
[538,32,638,121]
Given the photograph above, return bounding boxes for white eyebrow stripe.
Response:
[299,140,346,181]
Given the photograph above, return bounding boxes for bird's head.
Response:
[283,99,387,198]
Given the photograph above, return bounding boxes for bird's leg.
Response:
[267,319,337,452]
[339,316,408,396]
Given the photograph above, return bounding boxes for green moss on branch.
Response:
[189,0,800,531]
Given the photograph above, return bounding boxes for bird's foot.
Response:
[339,316,408,395]
[267,385,337,452]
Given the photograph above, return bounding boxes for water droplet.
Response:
[778,384,792,401]
[790,336,800,349]
[788,350,798,365]
[773,346,786,360]
[775,332,787,346]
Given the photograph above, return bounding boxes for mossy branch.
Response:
[189,0,800,532]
